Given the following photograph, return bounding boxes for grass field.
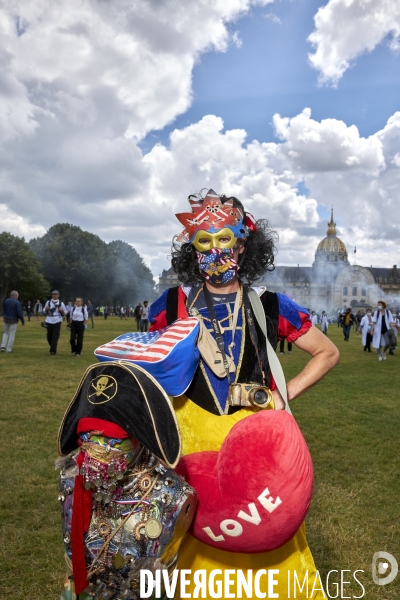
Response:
[0,317,399,599]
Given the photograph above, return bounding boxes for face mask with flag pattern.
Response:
[196,247,239,285]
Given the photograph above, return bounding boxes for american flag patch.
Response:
[94,318,199,363]
[95,318,200,397]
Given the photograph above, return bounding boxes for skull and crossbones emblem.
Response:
[88,374,118,404]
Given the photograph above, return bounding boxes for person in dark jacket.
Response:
[342,308,355,341]
[134,302,142,330]
[26,301,32,321]
[1,291,25,353]
[87,300,94,329]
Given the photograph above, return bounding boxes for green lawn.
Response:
[0,319,399,599]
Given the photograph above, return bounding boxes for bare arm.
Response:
[272,326,340,410]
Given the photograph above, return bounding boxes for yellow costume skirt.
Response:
[173,396,324,599]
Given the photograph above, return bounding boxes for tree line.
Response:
[0,224,156,308]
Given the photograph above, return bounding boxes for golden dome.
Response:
[314,209,349,264]
[317,237,347,253]
[317,210,347,252]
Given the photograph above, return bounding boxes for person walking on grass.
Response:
[320,311,329,335]
[44,291,66,355]
[393,313,399,349]
[342,308,355,341]
[359,309,373,352]
[87,300,94,329]
[371,300,394,360]
[140,300,149,332]
[69,297,88,357]
[26,301,32,321]
[1,291,25,353]
[279,339,292,354]
[65,302,73,324]
[134,302,142,330]
[34,299,43,321]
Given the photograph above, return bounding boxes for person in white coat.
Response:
[311,311,318,326]
[371,300,393,360]
[359,309,373,352]
[320,311,329,335]
[391,313,399,348]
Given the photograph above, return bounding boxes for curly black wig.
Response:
[171,192,277,285]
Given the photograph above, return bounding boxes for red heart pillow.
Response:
[176,410,313,553]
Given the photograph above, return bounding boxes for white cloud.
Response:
[2,106,400,275]
[271,108,385,173]
[285,112,400,260]
[0,0,399,278]
[0,0,271,269]
[143,114,319,231]
[0,0,271,141]
[139,109,400,271]
[0,204,46,239]
[264,12,282,24]
[308,0,400,85]
[392,152,400,167]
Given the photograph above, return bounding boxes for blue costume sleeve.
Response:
[277,293,311,342]
[148,289,169,323]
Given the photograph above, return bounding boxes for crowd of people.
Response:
[307,304,399,360]
[93,302,150,330]
[3,289,400,364]
[1,291,151,355]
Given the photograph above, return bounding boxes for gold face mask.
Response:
[192,228,238,252]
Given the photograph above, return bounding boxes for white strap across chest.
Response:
[248,290,291,414]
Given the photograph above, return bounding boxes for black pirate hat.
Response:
[58,361,181,468]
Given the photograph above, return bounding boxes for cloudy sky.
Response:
[1,0,399,280]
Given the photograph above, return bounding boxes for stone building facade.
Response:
[157,211,400,313]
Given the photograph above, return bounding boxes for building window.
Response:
[343,286,348,295]
[352,286,357,296]
[361,287,366,296]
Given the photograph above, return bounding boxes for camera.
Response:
[227,383,274,409]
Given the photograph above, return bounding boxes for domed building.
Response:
[158,209,400,313]
[313,210,349,270]
[263,209,400,312]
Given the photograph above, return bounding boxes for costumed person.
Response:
[371,300,394,360]
[57,361,197,600]
[146,189,339,599]
[359,309,373,352]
